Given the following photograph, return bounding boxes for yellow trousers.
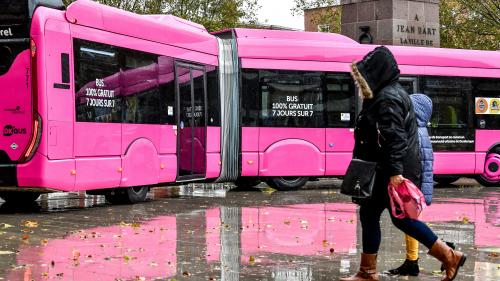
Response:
[405,234,419,261]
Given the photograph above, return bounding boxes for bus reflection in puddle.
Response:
[5,196,500,280]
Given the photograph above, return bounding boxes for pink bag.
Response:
[388,179,427,220]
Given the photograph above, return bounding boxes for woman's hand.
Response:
[390,175,405,187]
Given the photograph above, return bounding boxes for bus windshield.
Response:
[0,1,29,75]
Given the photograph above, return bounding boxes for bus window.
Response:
[241,69,260,127]
[206,66,220,126]
[74,39,121,123]
[0,1,29,75]
[473,78,500,130]
[399,77,418,94]
[121,49,160,124]
[159,56,175,125]
[258,70,323,128]
[324,73,356,128]
[420,76,475,152]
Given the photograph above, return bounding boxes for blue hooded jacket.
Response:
[410,94,434,205]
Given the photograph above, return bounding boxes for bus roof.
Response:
[233,28,500,70]
[65,0,218,56]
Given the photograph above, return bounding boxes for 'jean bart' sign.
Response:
[395,14,439,47]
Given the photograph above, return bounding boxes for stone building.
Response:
[304,0,441,47]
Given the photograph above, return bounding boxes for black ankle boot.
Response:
[387,259,419,276]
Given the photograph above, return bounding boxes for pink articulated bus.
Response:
[1,0,499,204]
[222,28,500,190]
[0,0,222,204]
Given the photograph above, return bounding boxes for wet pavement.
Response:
[0,179,498,281]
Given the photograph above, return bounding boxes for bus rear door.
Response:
[175,62,207,180]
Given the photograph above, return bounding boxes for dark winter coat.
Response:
[410,94,434,205]
[351,46,421,203]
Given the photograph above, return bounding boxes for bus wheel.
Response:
[265,177,309,191]
[0,192,40,203]
[233,177,261,191]
[105,186,149,204]
[476,150,500,187]
[434,176,460,186]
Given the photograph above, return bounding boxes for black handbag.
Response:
[340,159,377,199]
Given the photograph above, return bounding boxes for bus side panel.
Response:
[205,126,221,178]
[325,128,355,176]
[74,157,121,190]
[241,127,259,176]
[44,19,74,160]
[121,138,159,187]
[17,153,75,191]
[259,128,325,176]
[158,154,177,183]
[433,153,476,174]
[475,130,500,152]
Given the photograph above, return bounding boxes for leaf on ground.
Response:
[72,250,80,260]
[1,223,14,229]
[461,216,470,224]
[23,221,38,228]
[283,220,291,225]
[260,187,276,195]
[488,252,499,258]
[41,239,48,246]
[0,251,15,255]
[182,271,190,277]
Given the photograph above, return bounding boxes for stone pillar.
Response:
[341,0,440,47]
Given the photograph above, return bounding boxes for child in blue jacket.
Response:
[388,93,434,276]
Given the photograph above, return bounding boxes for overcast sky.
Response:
[257,0,304,30]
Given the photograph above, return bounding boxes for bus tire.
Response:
[475,148,500,187]
[0,192,40,203]
[265,176,309,191]
[105,186,149,204]
[234,177,261,190]
[434,176,460,186]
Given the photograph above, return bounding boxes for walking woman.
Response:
[341,46,466,281]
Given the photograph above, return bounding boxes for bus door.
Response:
[175,62,207,180]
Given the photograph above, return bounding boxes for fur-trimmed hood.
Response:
[351,46,400,99]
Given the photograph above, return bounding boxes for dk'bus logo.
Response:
[3,125,27,137]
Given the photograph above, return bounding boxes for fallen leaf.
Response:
[182,271,190,277]
[0,251,15,255]
[330,248,335,254]
[322,240,329,247]
[23,221,38,228]
[260,187,276,195]
[22,234,29,240]
[283,220,291,225]
[134,276,145,281]
[488,252,499,258]
[0,223,14,229]
[249,255,255,265]
[72,250,80,260]
[461,216,470,224]
[41,239,48,246]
